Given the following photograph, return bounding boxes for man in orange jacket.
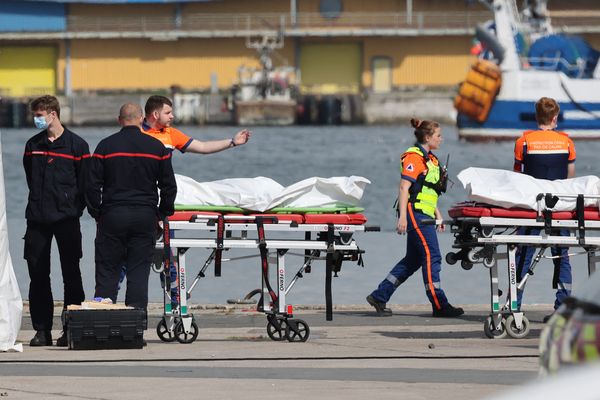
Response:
[514,97,575,320]
[142,95,250,153]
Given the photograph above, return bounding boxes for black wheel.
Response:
[151,249,165,273]
[285,319,310,342]
[480,227,493,238]
[483,257,495,268]
[339,233,353,245]
[467,249,479,263]
[266,317,288,341]
[461,260,474,270]
[483,315,507,339]
[505,315,531,339]
[175,319,199,344]
[156,317,177,342]
[445,252,457,265]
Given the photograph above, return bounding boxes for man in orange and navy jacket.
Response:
[513,97,575,318]
[86,103,176,310]
[141,95,250,154]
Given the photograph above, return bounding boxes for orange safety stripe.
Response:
[408,203,441,310]
[92,152,171,161]
[24,151,91,161]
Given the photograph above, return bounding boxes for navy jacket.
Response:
[23,128,90,224]
[86,125,176,220]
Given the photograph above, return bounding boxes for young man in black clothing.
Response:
[23,95,89,347]
[87,103,176,310]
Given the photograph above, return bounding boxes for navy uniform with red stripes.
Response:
[86,108,176,309]
[23,127,90,336]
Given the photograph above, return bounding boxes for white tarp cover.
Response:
[175,174,371,212]
[457,167,600,211]
[0,133,23,352]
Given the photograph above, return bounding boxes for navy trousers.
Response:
[516,228,572,310]
[94,206,157,309]
[370,203,449,310]
[24,218,84,331]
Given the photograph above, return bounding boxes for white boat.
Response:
[233,34,298,126]
[455,0,600,140]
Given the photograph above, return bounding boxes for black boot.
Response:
[56,331,68,347]
[30,330,52,346]
[432,304,464,318]
[366,295,392,316]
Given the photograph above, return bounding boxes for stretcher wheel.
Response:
[482,257,495,268]
[285,319,310,342]
[151,249,165,273]
[175,320,199,344]
[505,315,531,339]
[266,317,289,341]
[156,317,177,342]
[445,252,458,265]
[480,227,493,238]
[483,316,507,339]
[339,233,353,245]
[460,260,474,270]
[467,249,480,263]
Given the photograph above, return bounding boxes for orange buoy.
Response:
[454,60,502,123]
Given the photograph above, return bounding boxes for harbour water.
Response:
[4,124,600,307]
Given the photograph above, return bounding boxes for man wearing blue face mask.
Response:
[23,95,90,347]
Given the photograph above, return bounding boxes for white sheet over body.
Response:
[175,175,370,211]
[0,133,23,352]
[457,167,600,211]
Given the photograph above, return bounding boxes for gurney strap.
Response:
[325,224,335,321]
[214,215,225,277]
[577,194,585,245]
[256,217,278,305]
[304,232,312,273]
[543,209,553,234]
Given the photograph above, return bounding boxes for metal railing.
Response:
[2,11,597,36]
[65,11,492,33]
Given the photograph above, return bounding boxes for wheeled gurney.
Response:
[445,193,600,339]
[153,205,379,344]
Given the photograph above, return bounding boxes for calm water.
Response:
[4,125,600,306]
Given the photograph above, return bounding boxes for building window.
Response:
[319,0,343,19]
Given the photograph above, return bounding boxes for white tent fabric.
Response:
[175,174,371,212]
[0,132,23,352]
[457,167,600,211]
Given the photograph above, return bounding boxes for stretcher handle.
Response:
[420,218,449,226]
[537,193,600,200]
[364,226,381,232]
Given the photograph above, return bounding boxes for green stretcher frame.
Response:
[174,204,364,214]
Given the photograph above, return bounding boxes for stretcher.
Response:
[153,205,379,344]
[445,193,600,339]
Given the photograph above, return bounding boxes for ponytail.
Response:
[411,118,439,144]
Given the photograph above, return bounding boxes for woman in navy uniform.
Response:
[367,119,464,318]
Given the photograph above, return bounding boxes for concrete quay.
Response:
[1,304,551,400]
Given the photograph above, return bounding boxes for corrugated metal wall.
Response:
[300,42,361,94]
[0,46,56,97]
[363,37,474,87]
[2,0,597,94]
[61,38,294,91]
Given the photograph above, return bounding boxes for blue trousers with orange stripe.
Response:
[370,204,449,310]
[516,228,572,310]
